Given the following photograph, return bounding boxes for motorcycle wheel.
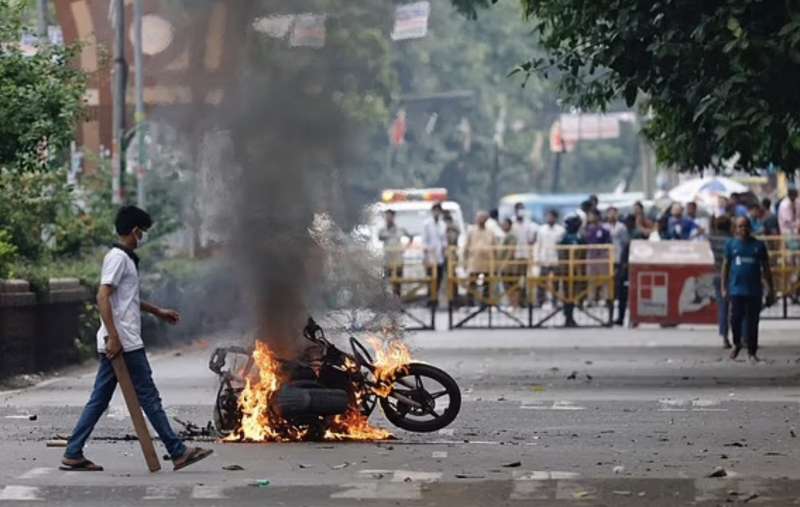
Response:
[379,362,461,432]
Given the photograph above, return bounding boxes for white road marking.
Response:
[16,468,55,480]
[191,485,226,499]
[514,471,580,481]
[143,485,180,500]
[438,428,455,436]
[510,480,549,500]
[358,470,442,483]
[521,401,586,411]
[0,485,43,501]
[332,482,421,500]
[556,480,597,500]
[432,451,448,459]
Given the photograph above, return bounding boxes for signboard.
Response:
[290,14,326,48]
[391,2,431,41]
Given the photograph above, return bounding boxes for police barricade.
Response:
[761,235,800,320]
[446,245,615,329]
[383,248,437,331]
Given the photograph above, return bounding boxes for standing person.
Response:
[559,215,585,327]
[464,211,497,305]
[665,203,697,240]
[377,209,410,296]
[512,202,536,298]
[685,201,707,239]
[498,218,521,306]
[709,215,734,348]
[747,203,765,235]
[422,203,447,307]
[61,206,213,472]
[585,209,612,302]
[721,217,776,363]
[615,214,643,325]
[486,208,505,240]
[761,198,780,236]
[443,211,461,249]
[632,201,654,238]
[604,207,629,324]
[534,209,565,306]
[778,187,800,240]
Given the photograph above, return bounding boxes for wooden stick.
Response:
[111,355,161,472]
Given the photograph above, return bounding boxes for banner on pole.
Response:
[391,2,431,41]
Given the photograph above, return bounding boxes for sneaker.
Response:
[729,347,741,360]
[722,337,732,349]
[747,354,760,365]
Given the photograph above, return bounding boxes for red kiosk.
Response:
[628,240,718,326]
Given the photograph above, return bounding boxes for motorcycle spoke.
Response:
[414,375,425,391]
[429,389,449,399]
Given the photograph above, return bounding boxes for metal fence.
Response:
[445,245,616,329]
[383,249,436,331]
[761,235,800,319]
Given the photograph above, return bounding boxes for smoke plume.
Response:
[148,1,399,356]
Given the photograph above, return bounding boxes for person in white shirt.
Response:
[422,203,447,307]
[534,209,565,305]
[61,206,212,472]
[603,207,629,324]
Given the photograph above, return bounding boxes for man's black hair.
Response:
[489,208,499,220]
[432,203,443,211]
[761,197,771,209]
[115,205,152,235]
[580,200,592,212]
[385,209,396,216]
[546,209,559,219]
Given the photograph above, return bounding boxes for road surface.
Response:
[2,322,799,505]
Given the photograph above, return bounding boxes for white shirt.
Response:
[603,221,628,263]
[422,217,447,265]
[534,223,565,266]
[96,248,143,353]
[512,220,536,259]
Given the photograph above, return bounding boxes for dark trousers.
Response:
[65,349,187,460]
[730,295,762,355]
[713,276,729,338]
[615,263,628,323]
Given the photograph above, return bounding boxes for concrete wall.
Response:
[0,279,90,380]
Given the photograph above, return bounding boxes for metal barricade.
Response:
[446,245,616,329]
[761,235,800,319]
[382,248,436,330]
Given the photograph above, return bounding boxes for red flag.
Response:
[390,110,407,146]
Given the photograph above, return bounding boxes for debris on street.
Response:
[222,464,245,471]
[502,461,521,468]
[707,467,728,478]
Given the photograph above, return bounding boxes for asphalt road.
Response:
[2,321,800,506]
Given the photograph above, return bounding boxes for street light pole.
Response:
[111,0,127,204]
[134,0,146,208]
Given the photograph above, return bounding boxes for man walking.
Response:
[721,216,776,363]
[61,206,213,472]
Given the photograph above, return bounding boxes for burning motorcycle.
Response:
[209,318,461,441]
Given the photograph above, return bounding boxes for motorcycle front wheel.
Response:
[379,362,461,432]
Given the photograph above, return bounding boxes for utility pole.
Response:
[134,0,146,207]
[36,0,47,40]
[111,0,127,204]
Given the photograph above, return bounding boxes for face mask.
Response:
[136,228,148,247]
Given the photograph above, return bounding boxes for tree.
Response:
[0,0,86,172]
[452,0,800,175]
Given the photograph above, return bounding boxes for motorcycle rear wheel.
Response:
[379,362,460,432]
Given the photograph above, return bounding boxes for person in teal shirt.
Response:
[721,216,775,363]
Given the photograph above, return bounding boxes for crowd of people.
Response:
[376,186,799,338]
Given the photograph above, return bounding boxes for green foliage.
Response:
[0,0,86,173]
[454,0,800,174]
[0,229,18,278]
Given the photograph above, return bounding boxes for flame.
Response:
[226,337,412,443]
[368,338,412,397]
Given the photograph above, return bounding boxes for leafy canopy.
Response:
[452,0,800,174]
[0,0,86,172]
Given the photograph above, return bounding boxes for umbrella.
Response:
[668,176,748,207]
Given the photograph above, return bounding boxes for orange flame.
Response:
[368,338,412,397]
[227,338,412,443]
